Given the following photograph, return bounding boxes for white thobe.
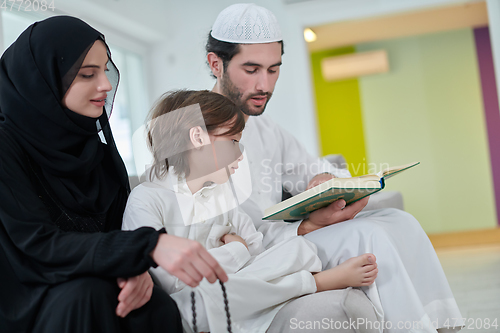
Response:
[233,115,463,332]
[122,168,322,333]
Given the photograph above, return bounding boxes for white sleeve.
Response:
[257,220,301,249]
[207,242,250,273]
[122,190,164,231]
[275,122,351,195]
[231,208,266,256]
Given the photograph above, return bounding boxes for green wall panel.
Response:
[310,47,368,176]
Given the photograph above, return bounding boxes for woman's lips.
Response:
[90,99,106,107]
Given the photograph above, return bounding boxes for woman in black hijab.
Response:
[0,16,226,333]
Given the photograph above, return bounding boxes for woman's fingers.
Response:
[178,252,228,286]
[198,249,228,283]
[117,280,137,317]
[116,272,154,317]
[127,277,152,311]
[180,261,205,287]
[117,277,126,288]
[152,234,228,286]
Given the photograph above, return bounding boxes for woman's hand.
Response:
[116,271,153,318]
[150,234,228,288]
[221,233,248,249]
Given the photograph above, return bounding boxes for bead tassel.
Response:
[191,281,232,332]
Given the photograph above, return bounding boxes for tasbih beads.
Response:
[191,281,232,333]
[220,280,232,333]
[190,291,198,333]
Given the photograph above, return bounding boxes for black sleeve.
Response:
[0,131,162,285]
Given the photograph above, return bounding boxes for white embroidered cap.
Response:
[210,3,282,44]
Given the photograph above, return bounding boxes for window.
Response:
[1,9,43,49]
[1,11,148,176]
[106,45,149,175]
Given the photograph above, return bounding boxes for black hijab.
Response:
[0,16,130,216]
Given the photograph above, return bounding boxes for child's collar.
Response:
[164,167,218,197]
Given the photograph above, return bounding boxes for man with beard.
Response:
[205,4,463,333]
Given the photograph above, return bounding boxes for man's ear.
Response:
[207,52,223,78]
[189,126,205,149]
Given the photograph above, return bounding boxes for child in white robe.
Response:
[123,90,378,333]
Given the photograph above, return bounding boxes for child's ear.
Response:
[189,126,205,149]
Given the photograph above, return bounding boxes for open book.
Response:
[263,162,419,221]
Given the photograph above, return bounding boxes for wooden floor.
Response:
[436,245,500,333]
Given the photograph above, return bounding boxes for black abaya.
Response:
[0,16,181,333]
[31,278,181,333]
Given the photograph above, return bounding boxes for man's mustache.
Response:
[247,92,272,99]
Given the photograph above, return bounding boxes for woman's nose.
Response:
[98,73,112,92]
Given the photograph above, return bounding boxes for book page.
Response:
[380,162,420,179]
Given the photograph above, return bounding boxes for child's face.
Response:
[188,123,244,185]
[208,128,244,184]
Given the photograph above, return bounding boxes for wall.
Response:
[311,28,497,233]
[358,28,497,233]
[44,0,485,158]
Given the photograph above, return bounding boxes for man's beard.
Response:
[220,73,272,117]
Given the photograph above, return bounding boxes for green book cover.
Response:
[262,162,419,221]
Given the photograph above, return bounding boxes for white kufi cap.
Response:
[211,3,282,44]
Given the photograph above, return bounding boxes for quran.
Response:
[263,162,419,220]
